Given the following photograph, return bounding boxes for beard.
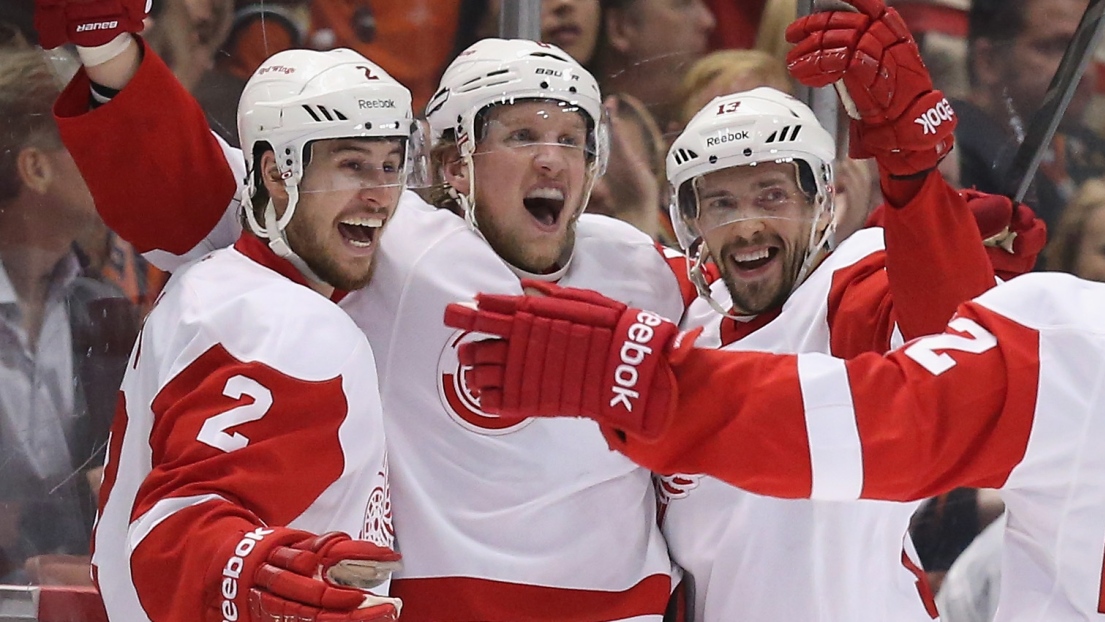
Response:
[476,207,577,275]
[285,218,377,292]
[716,235,807,316]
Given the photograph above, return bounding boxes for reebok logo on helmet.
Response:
[610,311,665,412]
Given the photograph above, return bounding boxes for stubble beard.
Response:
[285,219,376,292]
[717,239,806,316]
[476,205,577,275]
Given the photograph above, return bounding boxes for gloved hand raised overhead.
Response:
[785,0,955,177]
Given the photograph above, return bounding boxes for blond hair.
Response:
[676,49,793,126]
[0,25,65,201]
[1046,177,1105,274]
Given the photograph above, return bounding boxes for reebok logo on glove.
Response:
[914,98,954,136]
[221,527,274,622]
[611,311,666,412]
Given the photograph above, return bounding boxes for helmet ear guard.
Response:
[665,87,838,313]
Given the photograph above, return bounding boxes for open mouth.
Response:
[728,246,779,273]
[337,215,386,248]
[523,187,566,229]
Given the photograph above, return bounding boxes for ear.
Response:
[15,146,53,196]
[259,150,289,203]
[603,7,637,55]
[441,147,471,195]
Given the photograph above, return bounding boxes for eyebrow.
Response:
[331,142,404,157]
[700,176,792,197]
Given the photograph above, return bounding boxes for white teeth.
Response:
[348,239,373,248]
[526,187,564,201]
[732,248,770,263]
[342,216,385,228]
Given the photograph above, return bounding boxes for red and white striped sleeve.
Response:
[605,301,1040,503]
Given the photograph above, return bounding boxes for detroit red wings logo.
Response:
[437,329,532,434]
[656,473,702,502]
[361,457,394,547]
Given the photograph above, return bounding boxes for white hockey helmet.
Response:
[667,87,836,307]
[238,48,416,271]
[424,38,608,230]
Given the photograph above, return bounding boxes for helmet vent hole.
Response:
[709,155,718,164]
[743,148,752,157]
[540,81,549,89]
[569,86,577,93]
[316,106,335,121]
[302,105,323,122]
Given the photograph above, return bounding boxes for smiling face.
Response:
[268,137,405,290]
[692,161,818,315]
[450,100,592,273]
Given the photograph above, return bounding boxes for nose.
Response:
[694,0,716,35]
[532,143,569,174]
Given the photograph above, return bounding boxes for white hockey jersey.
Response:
[340,201,683,620]
[92,234,391,622]
[665,228,932,622]
[613,272,1105,622]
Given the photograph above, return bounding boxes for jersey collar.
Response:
[234,233,349,303]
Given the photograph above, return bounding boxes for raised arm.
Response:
[36,1,243,265]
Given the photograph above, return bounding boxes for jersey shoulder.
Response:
[972,272,1105,335]
[156,248,371,381]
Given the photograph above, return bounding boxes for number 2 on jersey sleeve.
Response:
[196,375,273,452]
[903,317,997,375]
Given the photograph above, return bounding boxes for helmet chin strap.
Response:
[246,182,328,288]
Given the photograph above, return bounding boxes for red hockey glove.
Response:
[210,528,401,622]
[443,280,699,441]
[34,0,150,49]
[865,189,1048,279]
[961,189,1048,280]
[785,0,955,177]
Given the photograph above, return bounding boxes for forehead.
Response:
[484,100,589,131]
[1021,0,1085,37]
[312,137,405,156]
[697,161,799,191]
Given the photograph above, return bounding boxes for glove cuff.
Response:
[600,309,680,439]
[76,33,134,66]
[204,526,308,622]
[852,91,957,178]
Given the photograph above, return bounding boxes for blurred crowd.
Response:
[2,0,1105,619]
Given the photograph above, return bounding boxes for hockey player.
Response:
[40,5,682,616]
[444,270,1105,622]
[50,20,412,622]
[446,0,1044,620]
[38,1,1037,620]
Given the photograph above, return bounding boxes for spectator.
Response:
[957,0,1105,233]
[1046,177,1105,280]
[451,0,603,66]
[592,0,716,133]
[674,49,793,131]
[0,26,138,583]
[587,93,666,240]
